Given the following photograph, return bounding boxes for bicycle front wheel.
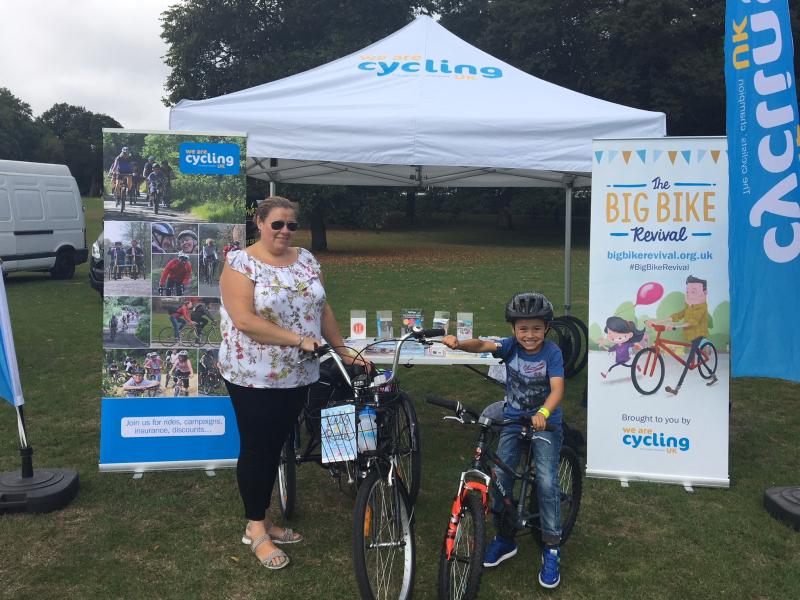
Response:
[631,347,665,395]
[697,341,718,379]
[392,392,421,505]
[277,428,296,520]
[353,469,415,600]
[437,492,485,600]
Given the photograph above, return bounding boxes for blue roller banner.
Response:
[725,0,800,381]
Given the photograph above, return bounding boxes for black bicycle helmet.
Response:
[505,291,554,323]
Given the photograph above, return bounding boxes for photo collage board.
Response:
[99,129,246,470]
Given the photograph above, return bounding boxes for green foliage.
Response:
[38,103,121,194]
[160,0,425,106]
[0,87,65,164]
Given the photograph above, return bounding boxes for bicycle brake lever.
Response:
[443,415,465,424]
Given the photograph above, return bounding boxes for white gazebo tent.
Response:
[170,15,666,309]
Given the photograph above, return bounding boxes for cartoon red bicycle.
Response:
[630,323,718,395]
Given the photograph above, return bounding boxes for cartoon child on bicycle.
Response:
[597,317,646,379]
[647,275,718,395]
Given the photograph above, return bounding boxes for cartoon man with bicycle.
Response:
[648,275,718,395]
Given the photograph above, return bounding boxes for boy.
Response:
[441,291,565,589]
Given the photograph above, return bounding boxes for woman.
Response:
[219,196,360,570]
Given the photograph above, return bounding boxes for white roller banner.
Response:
[586,137,730,488]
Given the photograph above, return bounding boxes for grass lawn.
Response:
[0,198,798,598]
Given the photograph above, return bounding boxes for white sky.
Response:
[0,0,177,129]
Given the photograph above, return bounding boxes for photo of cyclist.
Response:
[103,222,152,296]
[152,222,176,253]
[177,228,199,254]
[198,349,225,396]
[169,350,195,396]
[103,131,246,223]
[103,296,150,349]
[103,350,197,398]
[199,223,246,295]
[109,146,135,204]
[153,252,197,297]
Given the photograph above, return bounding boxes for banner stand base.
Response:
[0,467,79,514]
[764,486,800,531]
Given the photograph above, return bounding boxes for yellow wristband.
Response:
[537,407,551,419]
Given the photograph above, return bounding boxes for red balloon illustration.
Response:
[635,282,664,306]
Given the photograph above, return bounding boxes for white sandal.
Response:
[242,522,303,545]
[250,533,290,570]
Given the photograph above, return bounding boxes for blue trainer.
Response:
[482,536,517,567]
[538,545,561,588]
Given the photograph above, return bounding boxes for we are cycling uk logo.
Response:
[357,54,503,80]
[179,142,240,175]
[622,430,690,453]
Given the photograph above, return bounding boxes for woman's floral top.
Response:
[219,248,325,388]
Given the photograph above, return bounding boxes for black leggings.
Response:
[224,379,307,521]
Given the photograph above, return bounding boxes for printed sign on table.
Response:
[99,129,246,471]
[586,137,730,488]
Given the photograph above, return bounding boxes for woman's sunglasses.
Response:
[269,220,299,231]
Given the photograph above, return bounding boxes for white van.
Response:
[0,160,88,279]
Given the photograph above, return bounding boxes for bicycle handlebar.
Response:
[426,395,556,431]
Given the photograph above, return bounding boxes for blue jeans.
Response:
[170,315,186,339]
[481,401,563,545]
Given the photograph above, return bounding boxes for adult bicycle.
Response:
[427,396,582,600]
[278,329,442,599]
[199,367,226,395]
[631,323,718,395]
[116,175,129,214]
[152,182,164,215]
[200,256,217,285]
[179,319,220,347]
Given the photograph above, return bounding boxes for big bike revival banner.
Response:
[725,0,800,382]
[586,138,730,488]
[99,130,247,471]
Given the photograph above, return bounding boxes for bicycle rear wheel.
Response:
[437,492,485,600]
[392,392,421,505]
[631,347,665,395]
[353,469,415,600]
[529,445,583,547]
[697,341,718,379]
[550,317,580,377]
[559,315,588,377]
[277,428,296,519]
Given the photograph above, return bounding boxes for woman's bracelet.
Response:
[537,406,551,419]
[296,335,305,348]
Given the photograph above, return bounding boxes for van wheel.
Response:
[50,250,75,280]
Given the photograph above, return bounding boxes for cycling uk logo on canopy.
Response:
[180,143,241,175]
[357,55,503,80]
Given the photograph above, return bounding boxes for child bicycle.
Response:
[278,328,443,600]
[427,396,582,600]
[630,323,718,395]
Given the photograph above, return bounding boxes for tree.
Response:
[436,0,730,135]
[38,103,121,195]
[0,88,63,163]
[161,0,425,105]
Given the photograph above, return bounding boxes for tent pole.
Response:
[16,404,33,478]
[564,183,573,315]
[269,182,276,196]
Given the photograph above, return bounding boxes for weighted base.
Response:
[764,486,800,531]
[0,468,79,514]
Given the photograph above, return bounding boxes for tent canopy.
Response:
[169,15,666,188]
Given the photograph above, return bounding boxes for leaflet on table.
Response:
[401,308,423,334]
[432,311,450,335]
[376,310,394,339]
[350,309,367,339]
[456,312,473,340]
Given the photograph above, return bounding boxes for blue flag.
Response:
[725,0,800,381]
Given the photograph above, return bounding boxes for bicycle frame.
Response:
[642,325,702,374]
[440,409,551,560]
